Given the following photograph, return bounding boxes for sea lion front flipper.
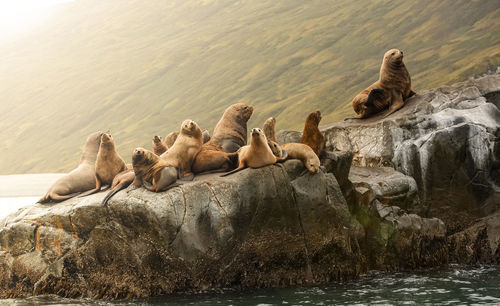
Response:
[408,90,416,98]
[41,192,82,203]
[366,88,385,107]
[102,182,130,206]
[384,91,405,118]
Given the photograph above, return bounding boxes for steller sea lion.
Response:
[101,168,134,206]
[221,128,287,177]
[79,132,127,197]
[133,148,178,192]
[347,49,415,120]
[301,110,325,157]
[164,131,179,148]
[152,135,168,156]
[38,131,103,203]
[160,119,203,180]
[263,117,277,142]
[192,103,253,174]
[281,143,320,173]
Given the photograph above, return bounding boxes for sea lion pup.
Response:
[79,132,127,197]
[263,117,277,142]
[281,143,320,173]
[347,49,415,120]
[160,119,204,180]
[133,148,178,192]
[221,128,287,177]
[192,103,253,173]
[301,110,325,157]
[164,131,179,148]
[152,135,168,156]
[38,131,103,203]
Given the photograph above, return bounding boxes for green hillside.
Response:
[1,0,499,174]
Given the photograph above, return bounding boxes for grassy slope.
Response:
[0,0,499,174]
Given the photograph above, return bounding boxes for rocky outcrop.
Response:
[0,153,446,300]
[279,74,500,231]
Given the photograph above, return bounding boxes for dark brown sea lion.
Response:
[221,128,287,177]
[79,132,127,197]
[152,135,168,156]
[301,110,325,157]
[281,143,320,173]
[38,131,103,203]
[133,148,178,192]
[192,103,253,173]
[347,49,415,120]
[160,119,204,180]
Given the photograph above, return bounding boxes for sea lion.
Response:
[221,128,287,177]
[301,110,325,157]
[38,131,103,203]
[160,119,203,180]
[281,143,320,173]
[164,131,178,148]
[133,148,178,192]
[347,49,415,120]
[79,132,127,197]
[101,168,134,206]
[263,117,277,142]
[152,135,168,156]
[192,103,253,173]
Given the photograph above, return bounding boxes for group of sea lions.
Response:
[39,48,414,205]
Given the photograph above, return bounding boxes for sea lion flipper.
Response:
[77,176,102,198]
[102,183,129,206]
[276,149,288,162]
[366,88,385,106]
[41,192,82,203]
[384,92,405,118]
[220,166,246,177]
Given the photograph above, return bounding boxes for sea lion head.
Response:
[180,119,202,138]
[307,110,322,125]
[153,135,163,144]
[132,147,157,167]
[306,156,320,174]
[384,49,404,66]
[101,132,113,143]
[268,140,282,157]
[250,128,266,145]
[265,116,276,127]
[233,103,254,123]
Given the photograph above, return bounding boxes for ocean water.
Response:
[0,196,40,221]
[2,266,500,305]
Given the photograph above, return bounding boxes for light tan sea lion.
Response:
[38,131,103,203]
[133,148,178,192]
[263,117,277,142]
[152,135,168,156]
[347,49,415,120]
[281,143,320,173]
[160,119,203,180]
[192,103,253,173]
[221,128,287,177]
[79,132,127,197]
[301,110,325,157]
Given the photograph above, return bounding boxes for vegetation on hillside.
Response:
[1,0,499,174]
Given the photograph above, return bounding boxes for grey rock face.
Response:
[322,74,500,230]
[0,154,447,299]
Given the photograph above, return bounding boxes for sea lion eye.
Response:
[391,52,395,55]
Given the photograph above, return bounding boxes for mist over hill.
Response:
[1,0,499,174]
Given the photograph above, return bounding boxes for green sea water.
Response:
[2,266,499,305]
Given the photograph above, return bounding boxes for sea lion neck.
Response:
[80,132,102,164]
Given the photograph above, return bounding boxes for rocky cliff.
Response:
[0,74,498,300]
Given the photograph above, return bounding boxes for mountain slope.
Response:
[1,0,499,174]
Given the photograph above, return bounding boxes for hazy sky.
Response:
[0,0,73,40]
